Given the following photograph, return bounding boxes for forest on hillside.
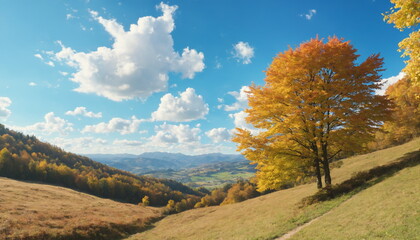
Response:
[0,124,203,206]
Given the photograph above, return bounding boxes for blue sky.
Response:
[0,0,408,155]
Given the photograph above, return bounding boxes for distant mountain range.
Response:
[85,152,247,174]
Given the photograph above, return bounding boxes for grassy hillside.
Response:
[127,138,420,240]
[0,124,202,206]
[0,177,162,240]
[290,164,420,240]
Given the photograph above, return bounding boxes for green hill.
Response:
[0,124,202,206]
[289,163,420,240]
[126,138,420,240]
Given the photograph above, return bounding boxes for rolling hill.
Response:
[289,163,420,239]
[0,124,202,206]
[126,138,420,240]
[1,123,418,239]
[0,177,162,240]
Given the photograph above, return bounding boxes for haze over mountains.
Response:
[86,152,247,174]
[86,152,254,189]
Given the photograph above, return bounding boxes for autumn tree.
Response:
[384,76,420,143]
[383,0,420,84]
[141,195,150,206]
[233,37,392,191]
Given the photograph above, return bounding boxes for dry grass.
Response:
[1,138,418,239]
[127,138,420,240]
[0,178,162,240]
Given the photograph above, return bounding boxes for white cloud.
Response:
[146,123,236,154]
[29,82,37,86]
[59,71,69,76]
[113,139,142,146]
[205,128,231,143]
[51,3,205,101]
[0,97,12,120]
[51,135,233,155]
[34,54,43,60]
[12,112,74,135]
[66,13,76,20]
[149,123,201,146]
[377,72,406,95]
[301,9,317,20]
[229,111,259,135]
[223,86,250,111]
[34,53,55,67]
[66,106,102,118]
[152,88,209,122]
[82,116,144,135]
[50,137,107,153]
[232,41,254,64]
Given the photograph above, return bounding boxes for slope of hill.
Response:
[289,163,420,240]
[0,177,161,240]
[126,138,420,240]
[0,124,202,206]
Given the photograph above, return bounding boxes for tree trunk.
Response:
[315,158,322,189]
[322,143,332,187]
[323,159,332,186]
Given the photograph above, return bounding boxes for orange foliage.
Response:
[233,37,392,190]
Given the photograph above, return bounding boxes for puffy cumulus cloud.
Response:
[229,111,259,135]
[12,112,73,135]
[205,128,231,143]
[377,72,406,95]
[301,9,317,20]
[149,123,201,146]
[65,106,102,118]
[82,116,145,135]
[232,41,254,64]
[223,86,250,111]
[0,97,12,120]
[152,88,209,122]
[52,3,205,101]
[29,82,37,86]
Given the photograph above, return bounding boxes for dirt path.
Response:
[275,194,355,240]
[275,210,332,240]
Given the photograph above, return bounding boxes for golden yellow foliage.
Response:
[233,37,392,191]
[385,76,420,142]
[383,0,420,84]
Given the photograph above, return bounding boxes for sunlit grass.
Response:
[290,164,420,240]
[127,138,419,240]
[0,178,162,240]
